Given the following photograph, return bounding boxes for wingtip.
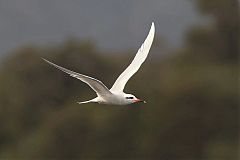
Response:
[41,57,51,64]
[151,22,155,30]
[148,22,155,36]
[41,57,47,62]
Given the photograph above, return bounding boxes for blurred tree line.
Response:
[0,0,238,159]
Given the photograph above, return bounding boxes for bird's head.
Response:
[124,94,146,104]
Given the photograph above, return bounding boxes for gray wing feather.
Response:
[42,58,112,96]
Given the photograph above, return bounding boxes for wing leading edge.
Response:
[42,58,112,96]
[110,22,155,92]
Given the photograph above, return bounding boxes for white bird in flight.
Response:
[43,22,155,105]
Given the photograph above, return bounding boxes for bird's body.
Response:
[86,93,126,105]
[43,22,155,105]
[83,92,141,105]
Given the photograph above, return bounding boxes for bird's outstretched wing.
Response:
[110,22,155,92]
[42,58,112,96]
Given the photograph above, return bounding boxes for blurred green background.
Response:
[0,0,239,159]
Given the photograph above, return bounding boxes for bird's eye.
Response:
[126,97,134,99]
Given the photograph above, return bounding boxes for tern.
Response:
[43,22,155,105]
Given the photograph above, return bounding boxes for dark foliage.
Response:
[0,0,238,159]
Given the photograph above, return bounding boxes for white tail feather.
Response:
[77,98,98,104]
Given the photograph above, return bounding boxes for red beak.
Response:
[133,99,146,103]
